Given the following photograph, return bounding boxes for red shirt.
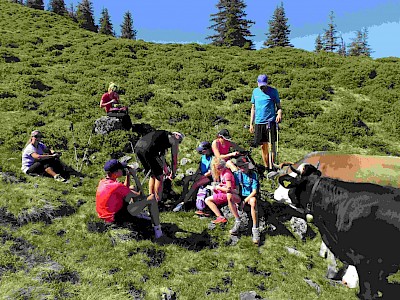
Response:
[96,178,130,222]
[101,92,119,113]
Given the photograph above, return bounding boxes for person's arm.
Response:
[169,137,179,178]
[214,174,232,193]
[212,140,235,160]
[245,173,258,201]
[250,104,255,133]
[99,94,116,108]
[128,167,143,196]
[276,102,282,123]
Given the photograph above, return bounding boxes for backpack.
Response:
[196,187,208,210]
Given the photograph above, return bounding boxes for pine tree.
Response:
[121,11,137,40]
[26,0,44,10]
[264,2,292,48]
[207,0,254,49]
[49,0,67,16]
[348,30,363,56]
[337,35,347,56]
[68,2,77,22]
[76,0,97,32]
[322,11,339,52]
[360,28,372,57]
[98,8,114,36]
[314,34,323,52]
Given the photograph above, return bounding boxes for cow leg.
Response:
[357,265,380,300]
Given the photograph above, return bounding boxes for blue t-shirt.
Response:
[234,171,258,197]
[200,154,213,175]
[251,86,280,124]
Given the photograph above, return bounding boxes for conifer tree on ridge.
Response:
[264,2,292,48]
[76,0,97,32]
[121,11,137,40]
[98,8,114,36]
[207,0,254,49]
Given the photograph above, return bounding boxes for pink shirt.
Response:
[96,179,130,222]
[215,139,231,160]
[220,168,236,190]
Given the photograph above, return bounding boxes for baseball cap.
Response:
[31,130,43,138]
[104,159,127,172]
[172,132,185,143]
[217,129,231,141]
[257,74,268,87]
[196,141,211,152]
[235,156,249,167]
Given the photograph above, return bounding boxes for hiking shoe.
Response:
[229,220,241,235]
[154,225,163,239]
[54,174,67,183]
[252,227,260,244]
[136,212,151,221]
[195,210,210,217]
[173,202,184,212]
[212,216,227,224]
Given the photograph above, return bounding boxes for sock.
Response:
[235,218,241,223]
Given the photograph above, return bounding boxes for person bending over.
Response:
[134,130,184,202]
[204,158,242,235]
[96,159,163,239]
[21,130,70,182]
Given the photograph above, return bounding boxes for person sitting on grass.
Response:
[204,158,242,234]
[173,141,214,213]
[95,159,163,240]
[21,130,76,183]
[211,129,246,172]
[234,156,260,244]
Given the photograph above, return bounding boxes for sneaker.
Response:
[173,202,184,212]
[212,216,227,224]
[54,174,67,183]
[136,212,151,221]
[154,225,163,239]
[229,220,241,235]
[195,210,210,217]
[252,227,260,244]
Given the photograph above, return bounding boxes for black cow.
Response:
[278,163,400,300]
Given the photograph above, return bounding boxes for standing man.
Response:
[96,159,163,239]
[249,74,282,171]
[134,130,184,202]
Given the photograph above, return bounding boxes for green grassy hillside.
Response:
[0,1,399,299]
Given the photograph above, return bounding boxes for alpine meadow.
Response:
[1,1,400,299]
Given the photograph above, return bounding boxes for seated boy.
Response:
[234,156,260,244]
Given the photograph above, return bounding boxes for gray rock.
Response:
[240,291,267,300]
[304,278,321,295]
[94,116,125,135]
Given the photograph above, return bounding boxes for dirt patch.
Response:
[128,246,165,268]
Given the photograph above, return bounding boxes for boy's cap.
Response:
[196,141,211,152]
[235,156,249,167]
[104,159,127,172]
[217,129,231,141]
[257,74,268,86]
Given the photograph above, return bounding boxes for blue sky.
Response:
[46,0,400,58]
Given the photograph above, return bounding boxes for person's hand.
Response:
[249,124,254,133]
[276,115,282,123]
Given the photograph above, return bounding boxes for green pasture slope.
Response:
[0,1,400,299]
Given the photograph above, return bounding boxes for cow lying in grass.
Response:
[277,163,400,300]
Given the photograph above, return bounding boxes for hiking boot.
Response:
[173,202,184,212]
[229,220,241,235]
[54,174,67,183]
[154,225,163,239]
[252,227,260,244]
[212,216,227,224]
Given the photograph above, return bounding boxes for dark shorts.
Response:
[134,147,164,178]
[26,158,64,176]
[254,123,277,145]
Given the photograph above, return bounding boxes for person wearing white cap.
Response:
[21,130,68,182]
[249,74,282,171]
[134,130,184,202]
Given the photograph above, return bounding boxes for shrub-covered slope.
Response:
[0,1,399,299]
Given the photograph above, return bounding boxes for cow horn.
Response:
[315,161,320,170]
[289,164,301,175]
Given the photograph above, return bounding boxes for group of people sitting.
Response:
[22,74,281,244]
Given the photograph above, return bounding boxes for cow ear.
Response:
[278,174,298,189]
